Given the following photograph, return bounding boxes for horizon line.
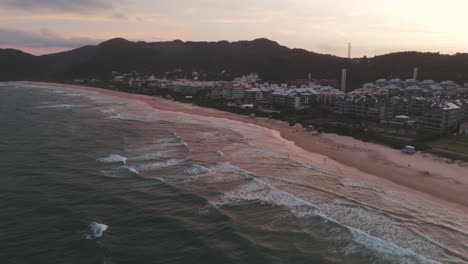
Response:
[2,37,467,58]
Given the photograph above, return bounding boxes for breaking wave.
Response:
[102,166,139,178]
[211,165,445,264]
[83,222,108,240]
[184,164,211,175]
[97,154,127,164]
[213,177,320,216]
[347,229,441,264]
[136,159,187,172]
[34,104,83,109]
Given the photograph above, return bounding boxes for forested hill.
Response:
[1,38,468,89]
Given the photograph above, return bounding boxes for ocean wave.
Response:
[109,114,125,119]
[64,93,83,97]
[213,178,320,216]
[102,166,139,178]
[50,90,65,94]
[185,164,211,175]
[130,153,162,161]
[320,202,449,262]
[83,222,108,240]
[212,174,445,263]
[152,177,166,182]
[212,163,254,179]
[97,107,116,114]
[338,177,372,189]
[247,143,290,161]
[97,154,127,164]
[134,142,187,153]
[136,159,187,171]
[347,228,441,264]
[118,166,139,176]
[33,104,83,109]
[157,137,181,144]
[160,142,188,148]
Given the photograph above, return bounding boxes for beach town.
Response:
[28,78,468,213]
[71,69,468,161]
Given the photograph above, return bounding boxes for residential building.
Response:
[460,123,468,134]
[421,102,464,130]
[272,90,301,109]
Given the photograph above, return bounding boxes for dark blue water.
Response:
[0,86,332,264]
[0,84,466,264]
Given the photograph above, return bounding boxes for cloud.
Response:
[0,0,117,13]
[0,28,102,49]
[110,12,128,20]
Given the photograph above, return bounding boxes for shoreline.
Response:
[19,82,468,212]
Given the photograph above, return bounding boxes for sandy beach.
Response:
[24,82,468,213]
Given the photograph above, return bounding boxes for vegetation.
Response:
[2,38,468,89]
[427,135,468,159]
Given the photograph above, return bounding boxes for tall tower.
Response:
[413,67,418,80]
[348,43,352,59]
[341,69,347,93]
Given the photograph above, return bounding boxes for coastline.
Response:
[20,82,468,212]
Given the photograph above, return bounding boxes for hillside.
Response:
[1,38,468,88]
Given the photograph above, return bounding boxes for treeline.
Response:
[1,38,468,89]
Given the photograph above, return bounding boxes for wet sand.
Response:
[24,82,468,212]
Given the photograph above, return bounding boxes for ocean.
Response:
[0,83,467,264]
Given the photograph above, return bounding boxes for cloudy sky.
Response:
[1,0,467,56]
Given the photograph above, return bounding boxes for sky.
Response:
[1,0,468,57]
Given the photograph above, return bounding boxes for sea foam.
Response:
[213,177,320,216]
[97,154,127,164]
[211,169,443,264]
[136,159,186,171]
[34,104,82,109]
[83,222,108,240]
[185,164,210,175]
[347,228,441,264]
[118,166,139,176]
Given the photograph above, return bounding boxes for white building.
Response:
[422,102,464,130]
[460,123,468,134]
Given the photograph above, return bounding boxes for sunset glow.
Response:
[1,0,468,56]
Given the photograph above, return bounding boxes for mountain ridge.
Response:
[1,38,468,88]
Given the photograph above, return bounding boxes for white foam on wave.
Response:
[212,163,253,178]
[97,154,127,164]
[157,137,181,144]
[83,222,108,240]
[130,153,162,161]
[185,164,211,175]
[339,177,371,189]
[211,164,444,263]
[320,201,445,257]
[50,90,65,94]
[34,104,83,109]
[347,228,441,264]
[218,181,442,263]
[118,166,139,176]
[97,107,115,114]
[247,143,290,160]
[64,93,83,97]
[134,142,187,153]
[0,82,13,87]
[96,106,132,120]
[109,114,125,119]
[136,159,186,171]
[213,178,320,217]
[161,142,188,148]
